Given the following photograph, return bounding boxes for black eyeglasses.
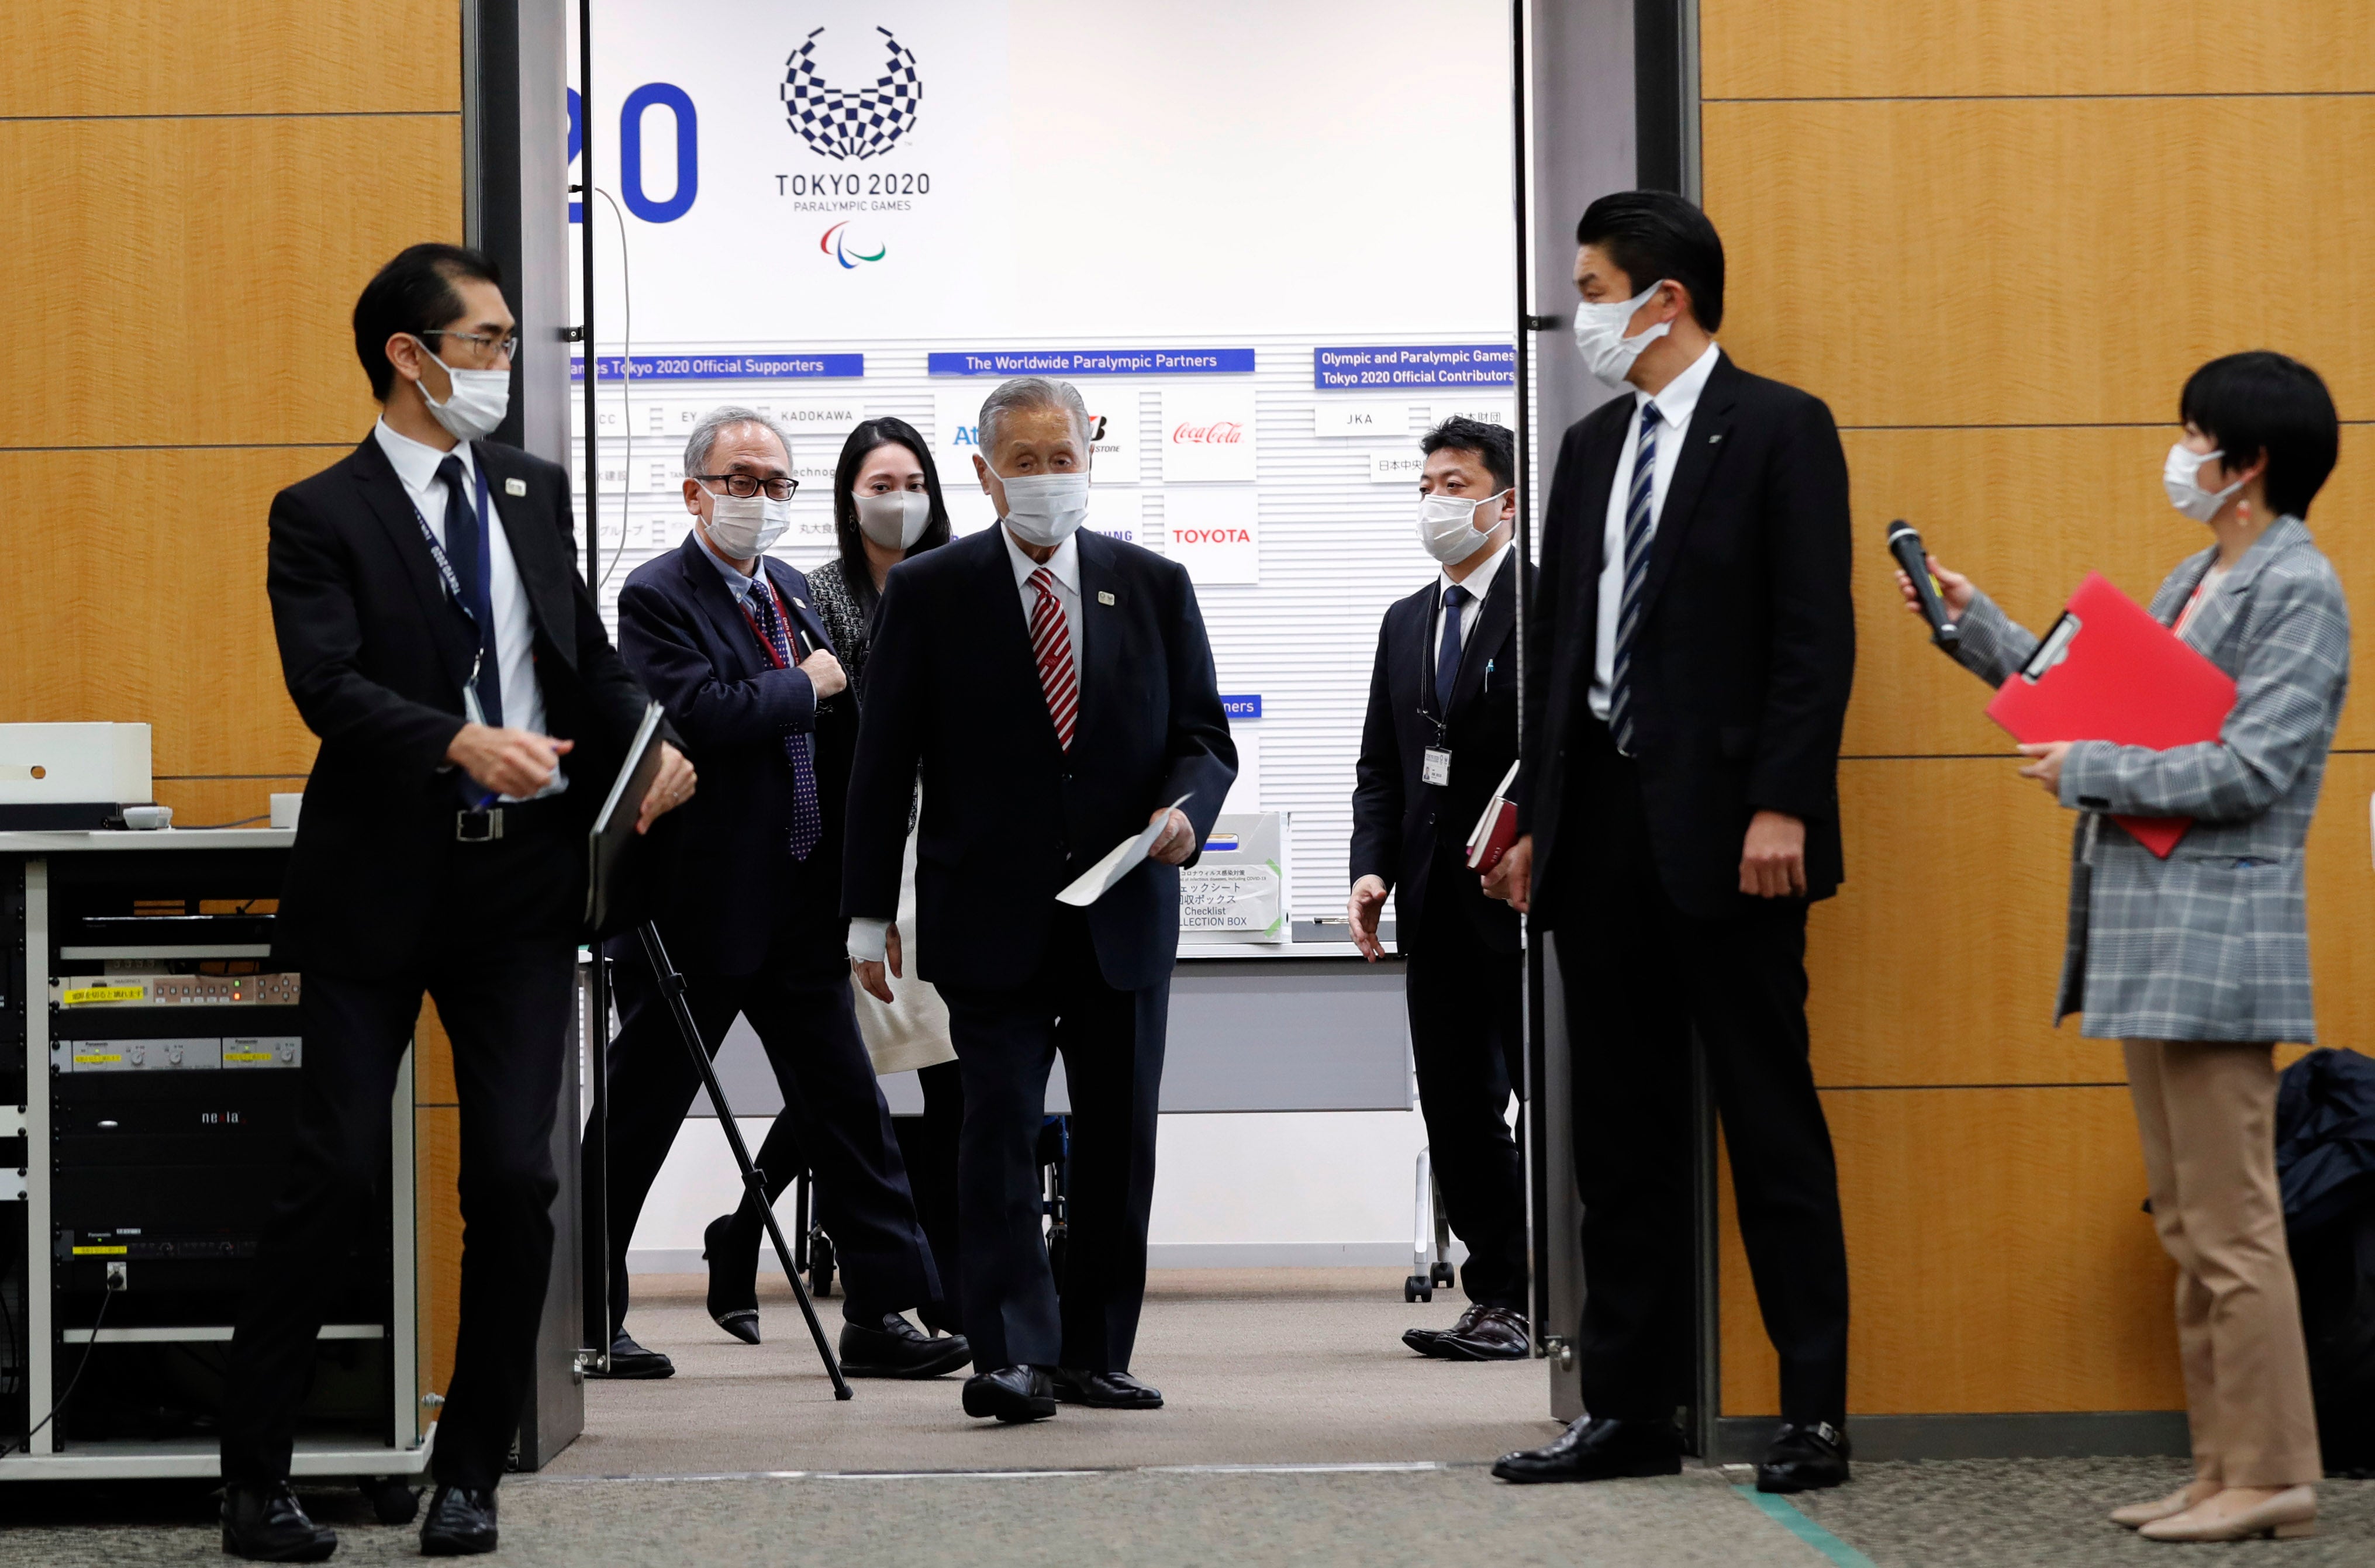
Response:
[419,329,521,362]
[693,473,798,501]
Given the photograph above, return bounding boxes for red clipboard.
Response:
[1984,572,2236,858]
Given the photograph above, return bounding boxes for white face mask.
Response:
[409,337,511,443]
[997,471,1091,548]
[1416,488,1509,565]
[703,490,793,559]
[855,490,933,550]
[2162,442,2246,524]
[1570,281,1675,389]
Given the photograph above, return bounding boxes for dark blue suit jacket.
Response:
[1349,557,1523,955]
[841,526,1237,993]
[615,532,842,975]
[267,434,658,976]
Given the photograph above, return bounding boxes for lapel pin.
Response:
[1098,590,1116,605]
[504,477,528,496]
[793,597,809,609]
[1708,433,1724,445]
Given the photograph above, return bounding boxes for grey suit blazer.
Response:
[1951,516,2350,1042]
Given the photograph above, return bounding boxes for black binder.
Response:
[585,701,668,935]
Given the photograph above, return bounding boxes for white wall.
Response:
[624,1108,1457,1273]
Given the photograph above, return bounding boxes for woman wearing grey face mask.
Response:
[1898,352,2346,1545]
[729,416,968,1332]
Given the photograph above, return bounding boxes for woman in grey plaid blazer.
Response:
[1903,353,2345,1544]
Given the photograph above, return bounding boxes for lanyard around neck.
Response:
[404,455,496,720]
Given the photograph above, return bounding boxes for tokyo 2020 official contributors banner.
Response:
[567,0,1517,927]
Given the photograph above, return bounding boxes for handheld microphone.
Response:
[1886,519,1960,649]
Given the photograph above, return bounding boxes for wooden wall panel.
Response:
[1811,760,2123,1088]
[0,447,326,772]
[1700,97,2375,429]
[1703,0,2375,101]
[415,1001,461,1407]
[147,776,308,829]
[0,1,460,118]
[2303,751,2375,1052]
[0,115,463,448]
[1718,1087,2184,1416]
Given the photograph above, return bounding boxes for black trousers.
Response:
[584,921,937,1338]
[1555,719,1850,1426]
[222,807,578,1492]
[716,1046,965,1336]
[890,1060,966,1334]
[937,911,1167,1374]
[1406,884,1528,1310]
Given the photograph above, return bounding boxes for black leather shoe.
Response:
[1404,1304,1529,1361]
[1492,1415,1684,1484]
[840,1311,973,1379]
[418,1484,499,1556]
[703,1213,761,1344]
[220,1483,337,1562]
[586,1331,674,1379]
[961,1364,1057,1422]
[1050,1367,1165,1409]
[1756,1420,1850,1493]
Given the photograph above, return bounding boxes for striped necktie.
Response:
[744,579,823,861]
[1027,567,1078,750]
[1607,401,1663,755]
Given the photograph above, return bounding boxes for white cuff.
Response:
[847,917,889,964]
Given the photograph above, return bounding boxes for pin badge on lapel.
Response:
[1098,590,1116,605]
[505,478,528,495]
[1708,433,1724,445]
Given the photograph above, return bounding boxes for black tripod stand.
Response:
[630,921,852,1399]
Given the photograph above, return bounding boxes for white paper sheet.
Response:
[1056,795,1194,907]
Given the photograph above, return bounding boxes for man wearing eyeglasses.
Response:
[223,243,695,1560]
[582,406,967,1393]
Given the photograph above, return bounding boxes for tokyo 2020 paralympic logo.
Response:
[782,26,921,162]
[820,222,886,268]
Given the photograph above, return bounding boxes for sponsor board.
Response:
[1164,487,1258,585]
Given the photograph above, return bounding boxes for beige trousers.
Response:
[2124,1039,2322,1487]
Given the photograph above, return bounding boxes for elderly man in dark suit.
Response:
[225,243,694,1560]
[1485,192,1857,1494]
[843,376,1235,1423]
[1349,415,1528,1362]
[584,405,967,1387]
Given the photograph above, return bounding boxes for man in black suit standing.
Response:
[1484,193,1856,1493]
[843,376,1235,1423]
[1349,416,1528,1362]
[223,244,695,1559]
[583,405,966,1384]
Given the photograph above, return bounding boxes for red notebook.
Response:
[1466,761,1522,873]
[1984,572,2237,858]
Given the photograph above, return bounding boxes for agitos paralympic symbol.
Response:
[820,222,886,268]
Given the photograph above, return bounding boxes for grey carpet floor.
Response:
[7,1273,2373,1564]
[553,1269,1558,1476]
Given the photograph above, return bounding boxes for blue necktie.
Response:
[437,454,503,730]
[1435,582,1468,717]
[1607,402,1662,754]
[745,580,822,862]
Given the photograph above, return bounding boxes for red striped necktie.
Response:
[1027,567,1078,750]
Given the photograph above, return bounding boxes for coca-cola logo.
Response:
[1174,527,1254,544]
[1169,421,1244,445]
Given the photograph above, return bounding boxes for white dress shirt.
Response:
[1428,539,1513,694]
[1587,340,1722,721]
[373,419,551,758]
[850,523,1089,966]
